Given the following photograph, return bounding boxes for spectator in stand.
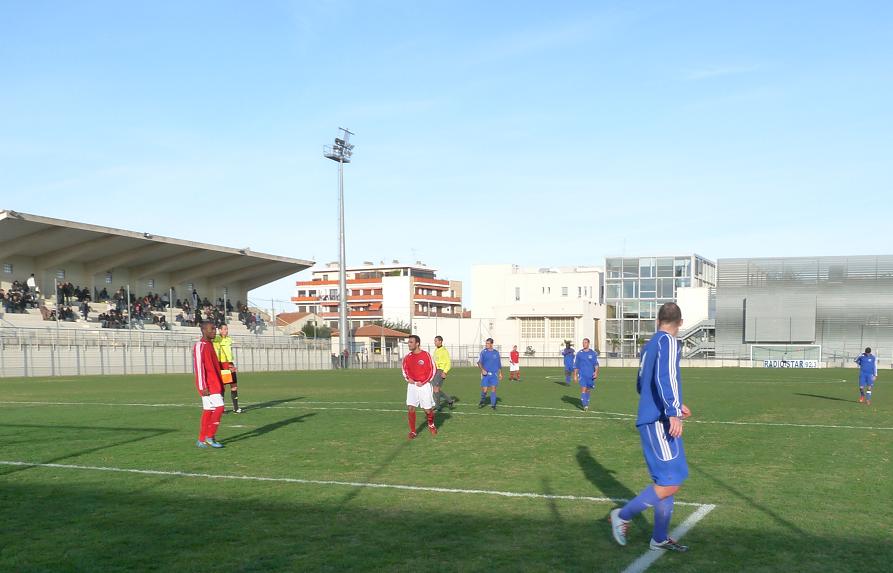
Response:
[26,273,38,296]
[191,289,199,309]
[80,300,90,321]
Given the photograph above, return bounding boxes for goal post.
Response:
[749,344,822,368]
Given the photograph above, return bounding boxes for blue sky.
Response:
[2,1,891,306]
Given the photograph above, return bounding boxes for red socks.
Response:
[426,410,434,427]
[198,410,212,441]
[208,406,224,438]
[408,409,417,431]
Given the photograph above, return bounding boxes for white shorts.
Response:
[200,393,224,410]
[509,363,520,372]
[406,382,435,410]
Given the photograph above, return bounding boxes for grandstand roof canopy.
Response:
[0,210,313,291]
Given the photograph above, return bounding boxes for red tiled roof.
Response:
[276,311,311,326]
[332,325,410,338]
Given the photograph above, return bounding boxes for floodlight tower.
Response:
[324,127,355,360]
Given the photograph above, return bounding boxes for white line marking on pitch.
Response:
[0,460,712,508]
[622,503,717,573]
[2,400,891,430]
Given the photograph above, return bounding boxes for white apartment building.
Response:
[414,264,605,355]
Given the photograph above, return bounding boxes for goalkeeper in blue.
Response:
[610,302,692,553]
[856,347,878,405]
[573,338,599,411]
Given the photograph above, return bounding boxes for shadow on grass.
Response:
[2,481,887,572]
[0,423,175,477]
[552,380,571,387]
[793,392,858,403]
[562,395,583,410]
[223,413,318,444]
[242,397,305,412]
[688,461,808,536]
[575,445,650,534]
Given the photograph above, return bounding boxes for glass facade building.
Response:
[605,255,716,356]
[715,256,893,361]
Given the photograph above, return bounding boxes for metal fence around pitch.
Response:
[0,325,333,378]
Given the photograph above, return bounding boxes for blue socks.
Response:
[490,391,497,406]
[652,495,674,543]
[866,389,872,401]
[581,392,589,407]
[565,373,571,383]
[619,485,661,520]
[480,390,487,401]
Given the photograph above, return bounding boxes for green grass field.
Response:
[1,366,890,572]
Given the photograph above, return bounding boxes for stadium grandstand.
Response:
[0,209,331,376]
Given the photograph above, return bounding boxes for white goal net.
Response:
[749,344,822,368]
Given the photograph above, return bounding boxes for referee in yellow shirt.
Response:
[432,335,455,411]
[214,324,242,413]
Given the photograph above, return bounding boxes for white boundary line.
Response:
[622,503,717,573]
[2,400,891,430]
[0,460,712,507]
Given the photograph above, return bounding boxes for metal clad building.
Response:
[716,255,893,361]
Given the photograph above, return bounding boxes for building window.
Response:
[2,263,12,274]
[147,279,155,289]
[515,287,520,301]
[561,287,568,297]
[105,273,113,284]
[186,283,194,291]
[520,318,545,339]
[577,286,582,298]
[56,269,65,280]
[550,318,575,340]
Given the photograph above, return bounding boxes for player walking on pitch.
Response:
[509,345,521,381]
[432,335,455,411]
[402,334,437,439]
[610,302,692,552]
[561,342,575,385]
[478,338,503,410]
[856,347,878,405]
[573,338,599,411]
[194,320,226,448]
[214,323,242,413]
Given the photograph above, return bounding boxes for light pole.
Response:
[324,127,355,360]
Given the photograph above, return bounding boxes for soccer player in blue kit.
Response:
[856,347,878,405]
[478,338,503,410]
[610,302,693,553]
[573,337,600,411]
[561,342,575,385]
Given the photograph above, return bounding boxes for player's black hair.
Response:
[657,302,682,325]
[408,334,421,344]
[486,337,494,343]
[865,347,871,354]
[199,320,215,329]
[434,335,443,342]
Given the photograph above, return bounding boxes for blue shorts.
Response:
[481,373,499,387]
[578,376,595,389]
[639,420,689,487]
[860,373,875,388]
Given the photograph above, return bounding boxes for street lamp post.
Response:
[324,127,355,360]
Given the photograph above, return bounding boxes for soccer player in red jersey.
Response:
[402,334,437,439]
[194,320,225,448]
[509,345,521,381]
